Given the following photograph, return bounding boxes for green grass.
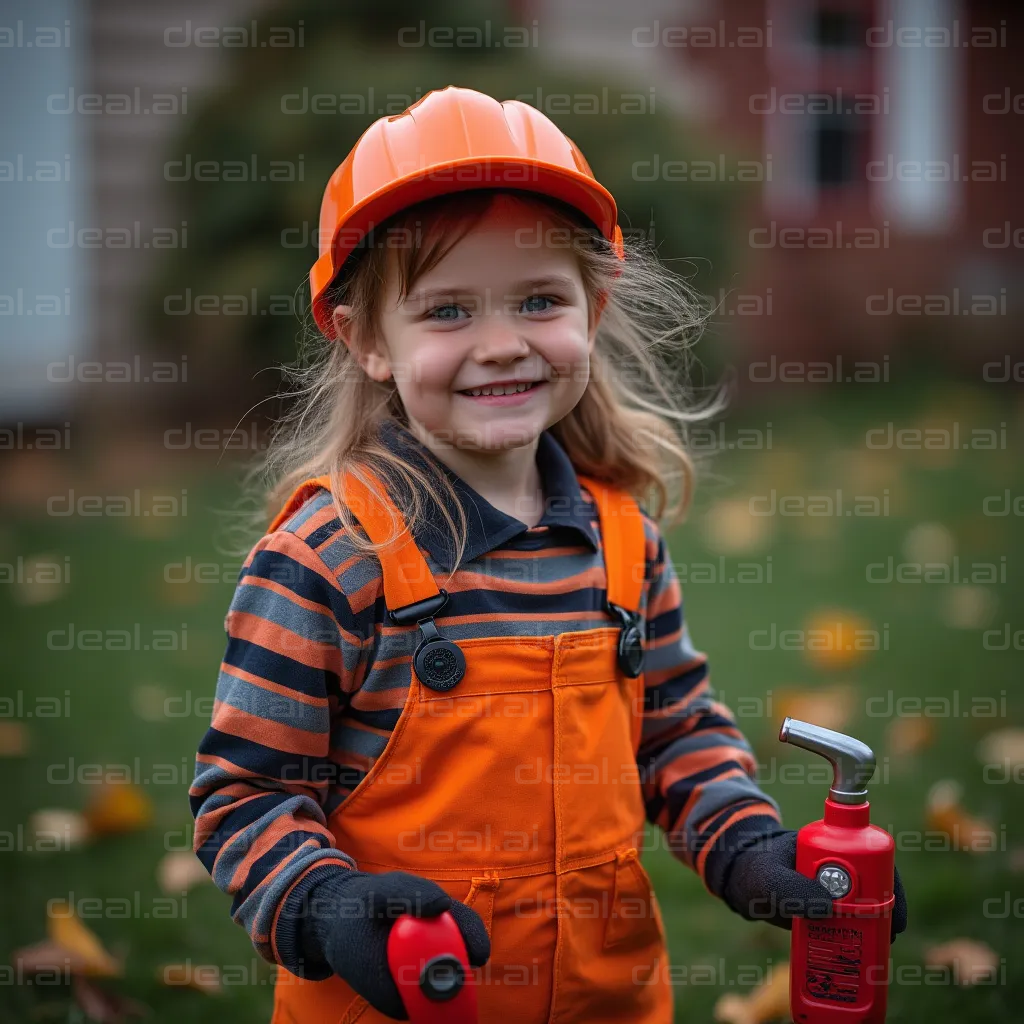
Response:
[2,384,1021,1022]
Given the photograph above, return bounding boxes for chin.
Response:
[455,420,545,451]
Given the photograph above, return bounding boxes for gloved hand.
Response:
[300,869,490,1020]
[721,830,907,941]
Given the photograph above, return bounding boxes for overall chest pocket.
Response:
[329,634,558,873]
[551,629,648,864]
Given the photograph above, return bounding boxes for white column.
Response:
[0,0,88,418]
[873,0,963,232]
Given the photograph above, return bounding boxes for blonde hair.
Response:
[244,188,718,580]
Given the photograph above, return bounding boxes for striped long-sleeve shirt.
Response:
[189,421,781,973]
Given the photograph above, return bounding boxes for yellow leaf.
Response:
[704,499,773,555]
[714,961,791,1024]
[802,610,872,671]
[47,902,122,977]
[0,721,30,756]
[84,781,153,835]
[886,717,934,758]
[926,780,996,852]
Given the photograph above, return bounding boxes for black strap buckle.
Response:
[608,601,645,678]
[389,589,466,692]
[388,589,450,626]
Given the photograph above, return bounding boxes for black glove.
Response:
[299,869,490,1020]
[721,830,907,941]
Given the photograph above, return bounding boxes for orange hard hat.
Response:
[310,85,625,339]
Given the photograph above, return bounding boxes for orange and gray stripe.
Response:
[189,425,780,972]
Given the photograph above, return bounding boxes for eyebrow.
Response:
[406,274,579,304]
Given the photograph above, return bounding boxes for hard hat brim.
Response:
[310,157,622,340]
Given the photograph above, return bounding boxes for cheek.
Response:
[395,335,462,392]
[534,315,591,375]
[417,357,462,398]
[400,353,465,430]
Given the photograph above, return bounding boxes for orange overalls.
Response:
[268,468,673,1024]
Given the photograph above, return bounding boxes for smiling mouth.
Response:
[457,381,545,397]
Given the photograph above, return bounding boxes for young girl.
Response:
[190,86,904,1023]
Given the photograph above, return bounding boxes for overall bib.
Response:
[268,469,673,1024]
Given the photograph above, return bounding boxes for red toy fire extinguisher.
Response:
[386,910,478,1024]
[780,718,896,1023]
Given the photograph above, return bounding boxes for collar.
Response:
[375,419,600,572]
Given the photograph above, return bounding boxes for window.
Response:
[814,9,867,49]
[814,109,866,185]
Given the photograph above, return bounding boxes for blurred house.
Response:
[0,0,272,423]
[4,0,1019,429]
[531,0,1023,363]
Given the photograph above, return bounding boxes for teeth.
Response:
[464,382,538,397]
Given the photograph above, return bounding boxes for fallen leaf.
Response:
[157,851,212,894]
[0,451,67,511]
[47,901,122,977]
[976,728,1024,770]
[924,939,1000,985]
[801,610,872,671]
[123,495,180,540]
[926,780,997,852]
[828,448,903,494]
[28,809,91,850]
[714,960,791,1023]
[704,499,772,555]
[902,523,955,565]
[73,974,150,1021]
[940,585,997,630]
[159,962,223,995]
[886,717,934,758]
[158,578,206,607]
[746,447,807,496]
[776,685,855,734]
[790,511,839,543]
[11,553,69,605]
[12,939,86,976]
[84,782,153,835]
[130,683,168,722]
[0,721,30,756]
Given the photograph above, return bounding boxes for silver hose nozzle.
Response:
[779,717,876,804]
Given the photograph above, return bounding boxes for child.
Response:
[190,86,905,1023]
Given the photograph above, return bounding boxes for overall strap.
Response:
[267,470,441,613]
[576,475,646,614]
[267,475,333,534]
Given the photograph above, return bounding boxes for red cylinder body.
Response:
[386,911,478,1024]
[790,798,896,1023]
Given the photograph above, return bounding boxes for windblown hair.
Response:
[243,188,718,580]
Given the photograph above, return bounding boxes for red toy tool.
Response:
[386,910,478,1024]
[779,718,896,1023]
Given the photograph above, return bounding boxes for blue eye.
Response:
[522,295,555,313]
[428,303,467,322]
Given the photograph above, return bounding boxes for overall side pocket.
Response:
[603,847,662,951]
[463,874,501,936]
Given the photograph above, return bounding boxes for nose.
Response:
[470,309,531,365]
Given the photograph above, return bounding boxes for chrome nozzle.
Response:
[779,717,876,804]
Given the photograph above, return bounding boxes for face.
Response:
[333,196,600,452]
